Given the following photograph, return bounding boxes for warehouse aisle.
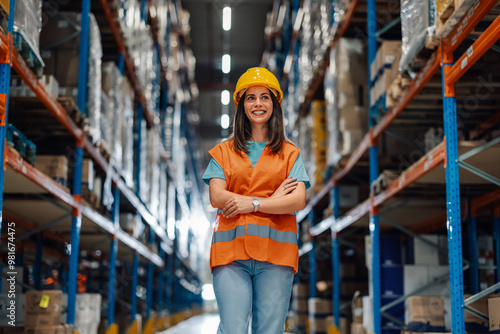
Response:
[160,313,220,334]
[159,314,294,334]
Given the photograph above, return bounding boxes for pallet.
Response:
[436,0,477,38]
[57,97,86,128]
[385,73,412,108]
[371,169,399,195]
[81,186,100,209]
[12,32,44,78]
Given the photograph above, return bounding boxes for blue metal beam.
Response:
[494,213,500,285]
[147,229,155,318]
[442,53,465,334]
[67,146,83,326]
[107,186,119,325]
[131,251,140,321]
[332,186,340,328]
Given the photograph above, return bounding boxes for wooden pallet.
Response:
[385,73,412,108]
[12,32,44,78]
[57,97,86,128]
[371,169,399,195]
[436,0,477,38]
[81,186,100,209]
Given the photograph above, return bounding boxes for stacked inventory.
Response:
[0,0,205,333]
[264,1,500,334]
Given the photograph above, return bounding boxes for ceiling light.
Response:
[221,114,230,129]
[223,7,231,31]
[221,90,230,105]
[222,54,231,74]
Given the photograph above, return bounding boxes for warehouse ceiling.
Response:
[181,0,275,167]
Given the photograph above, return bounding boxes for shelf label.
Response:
[461,57,468,69]
[39,295,50,308]
[467,46,474,58]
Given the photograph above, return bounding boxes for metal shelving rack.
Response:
[0,0,203,332]
[266,0,500,333]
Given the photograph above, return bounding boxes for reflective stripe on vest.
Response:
[212,225,246,244]
[212,224,297,245]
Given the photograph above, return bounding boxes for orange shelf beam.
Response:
[446,14,500,84]
[3,33,84,141]
[373,141,446,207]
[442,0,500,53]
[334,198,371,233]
[5,148,164,265]
[5,148,79,209]
[373,51,441,139]
[5,31,172,253]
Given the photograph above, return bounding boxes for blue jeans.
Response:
[213,259,294,334]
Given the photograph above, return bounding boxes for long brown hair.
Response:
[228,89,286,155]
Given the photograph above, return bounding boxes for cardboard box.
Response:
[309,316,328,333]
[351,291,363,324]
[292,284,309,298]
[36,155,69,186]
[489,297,500,332]
[308,298,332,316]
[81,159,94,191]
[406,296,445,327]
[350,323,366,334]
[24,325,67,334]
[24,291,62,328]
[291,298,308,313]
[464,294,489,325]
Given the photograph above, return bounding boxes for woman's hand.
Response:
[223,197,254,218]
[270,177,298,198]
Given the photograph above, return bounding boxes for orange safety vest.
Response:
[208,140,300,273]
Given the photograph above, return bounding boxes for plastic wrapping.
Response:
[324,47,341,166]
[298,0,332,101]
[122,78,135,188]
[87,14,103,145]
[399,0,436,73]
[324,38,368,163]
[13,0,42,57]
[138,120,150,204]
[100,91,112,155]
[148,137,161,219]
[102,62,124,171]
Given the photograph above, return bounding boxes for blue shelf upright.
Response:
[367,0,381,333]
[67,0,90,326]
[442,49,465,334]
[332,185,340,328]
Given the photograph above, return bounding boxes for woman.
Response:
[202,67,310,334]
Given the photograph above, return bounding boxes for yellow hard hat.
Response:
[233,67,283,106]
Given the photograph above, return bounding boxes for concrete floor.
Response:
[159,313,294,334]
[159,313,220,334]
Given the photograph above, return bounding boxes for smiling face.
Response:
[243,86,274,127]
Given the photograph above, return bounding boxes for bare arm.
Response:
[209,178,306,218]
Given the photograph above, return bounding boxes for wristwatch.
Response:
[252,199,260,212]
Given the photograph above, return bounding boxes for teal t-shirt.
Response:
[202,141,311,189]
